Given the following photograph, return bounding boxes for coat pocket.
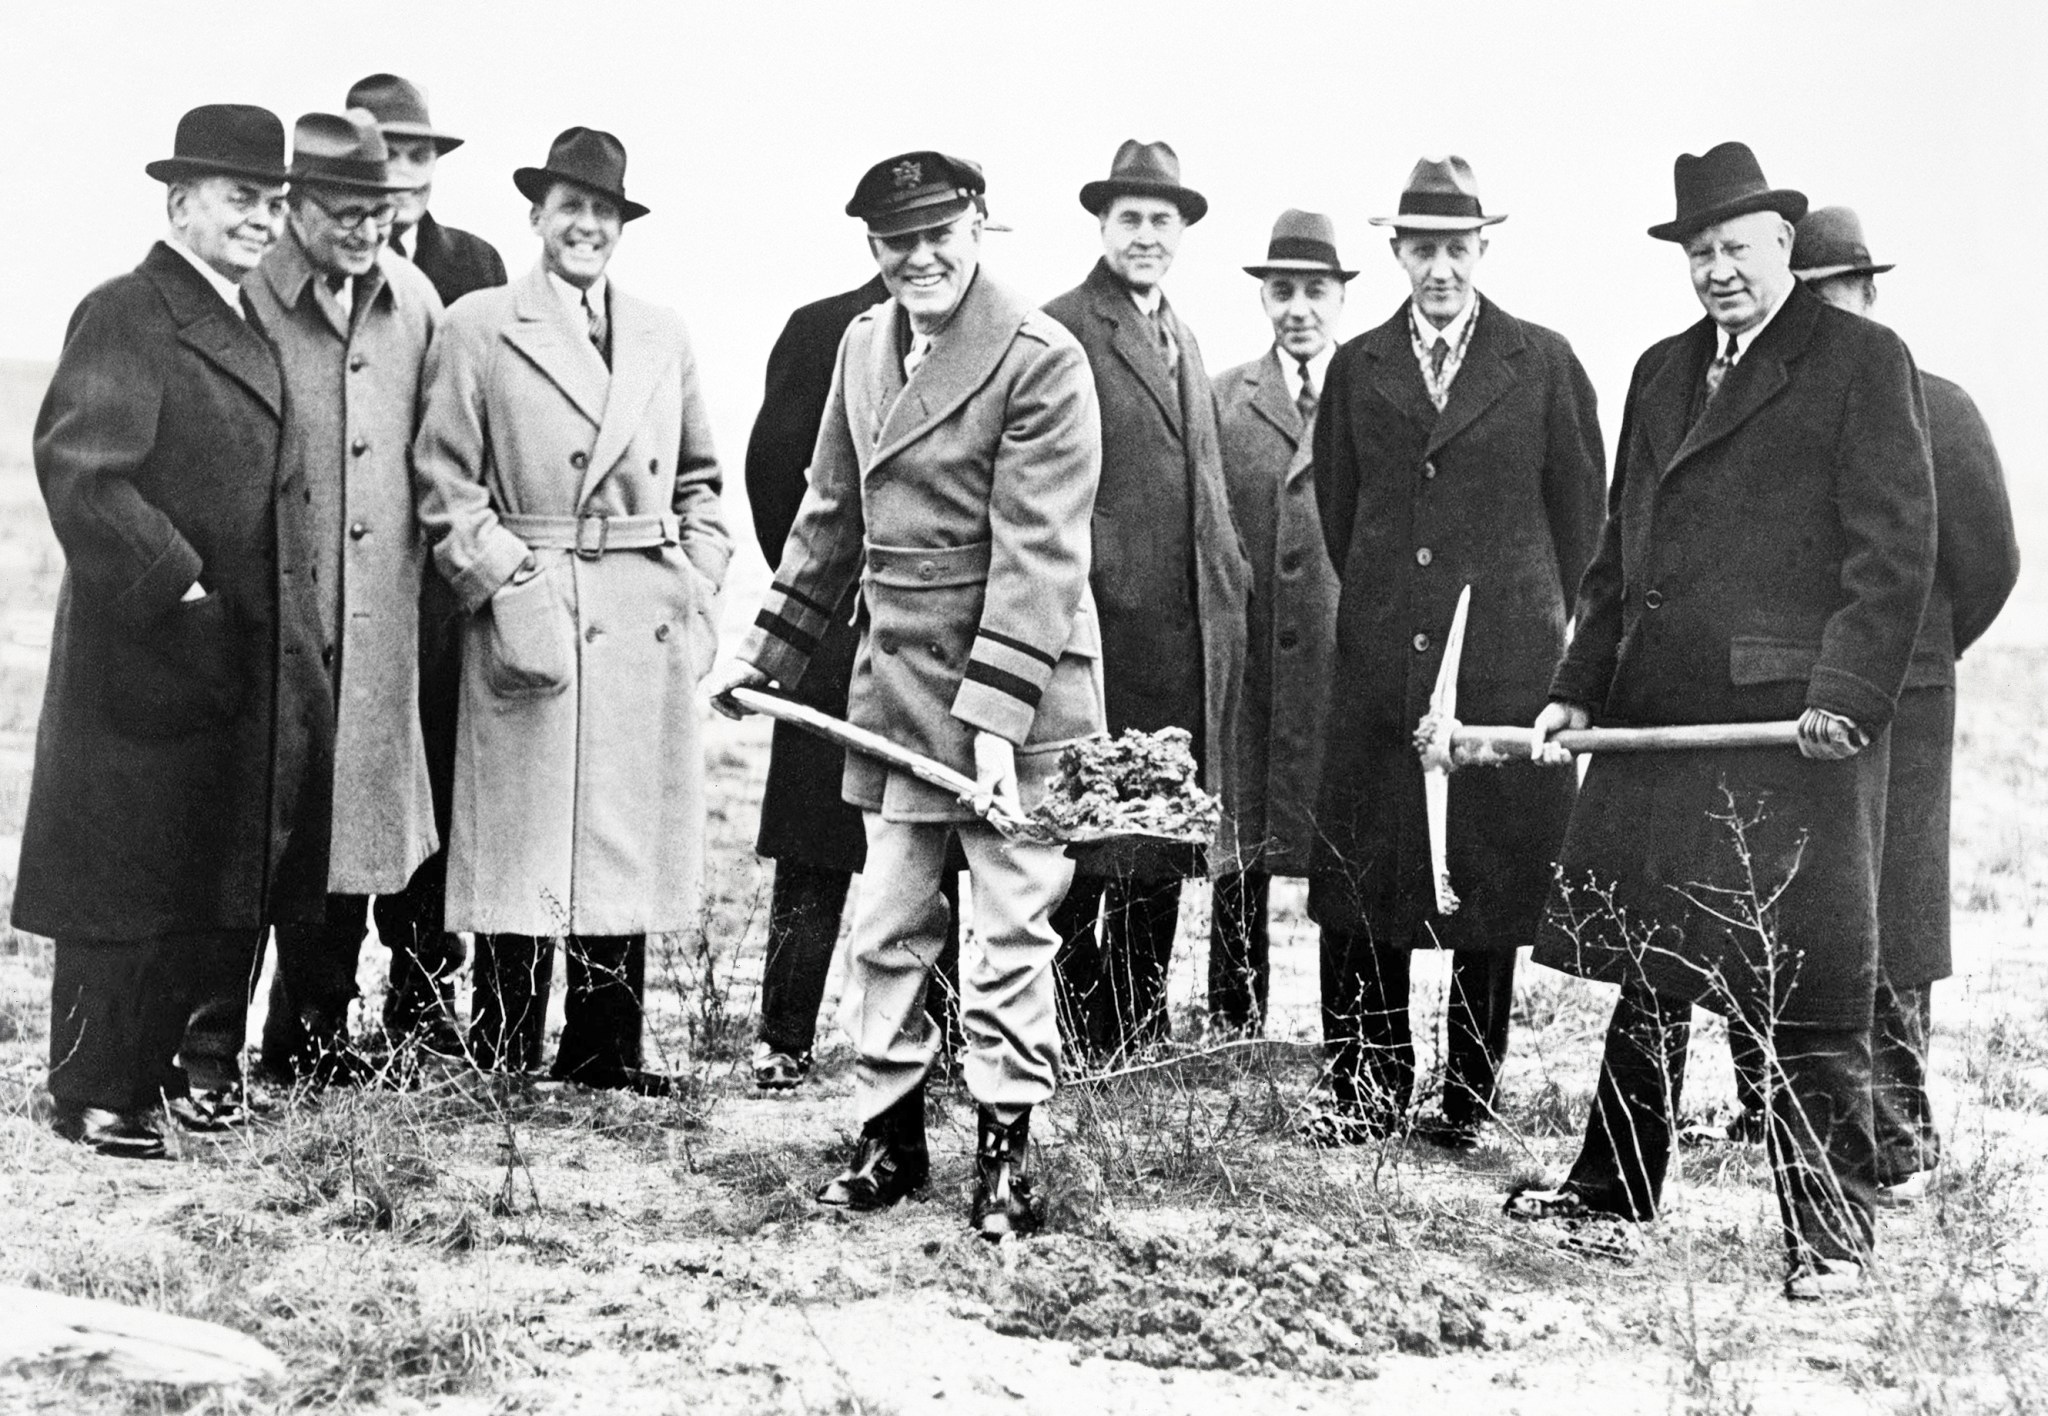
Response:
[483,569,574,699]
[99,592,250,738]
[1728,635,1822,686]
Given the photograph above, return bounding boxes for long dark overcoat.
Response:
[13,243,321,938]
[1310,299,1606,949]
[1215,349,1340,878]
[408,212,507,309]
[1538,282,1937,1028]
[744,275,886,873]
[1879,372,2018,987]
[1043,260,1250,873]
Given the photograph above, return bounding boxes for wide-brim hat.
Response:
[847,151,987,237]
[1791,204,1894,281]
[1079,139,1207,224]
[514,126,648,221]
[1244,208,1356,279]
[1369,156,1505,231]
[145,103,289,186]
[291,109,414,194]
[1648,141,1806,242]
[346,73,464,153]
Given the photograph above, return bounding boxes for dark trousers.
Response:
[469,933,646,1080]
[1319,929,1516,1125]
[1731,975,1938,1184]
[1569,986,1876,1265]
[756,858,961,1057]
[1207,869,1270,1033]
[1053,874,1185,1059]
[255,891,372,1069]
[50,933,258,1111]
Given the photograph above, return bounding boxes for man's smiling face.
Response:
[532,181,623,289]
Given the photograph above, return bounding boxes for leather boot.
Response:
[970,1106,1039,1241]
[817,1084,929,1210]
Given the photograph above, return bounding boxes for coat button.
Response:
[1415,547,1433,566]
[917,561,936,581]
[320,645,334,666]
[1423,461,1438,479]
[351,437,367,456]
[1278,630,1300,650]
[1412,632,1430,653]
[880,634,897,655]
[1280,552,1302,575]
[1644,589,1664,610]
[927,642,946,659]
[348,354,365,372]
[348,521,368,540]
[570,450,590,469]
[655,623,670,641]
[648,458,660,474]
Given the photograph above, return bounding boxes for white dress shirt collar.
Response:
[1278,340,1336,404]
[1127,283,1163,317]
[548,270,607,327]
[1410,290,1478,352]
[1719,284,1789,363]
[164,237,246,318]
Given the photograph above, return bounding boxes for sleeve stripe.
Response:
[770,581,836,618]
[964,660,1043,708]
[754,610,819,656]
[976,629,1058,669]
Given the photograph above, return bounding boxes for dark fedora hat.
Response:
[346,73,464,153]
[846,151,986,237]
[291,109,413,194]
[1079,139,1207,224]
[1648,141,1806,242]
[1244,208,1356,279]
[1369,156,1505,231]
[1792,205,1894,281]
[145,104,288,185]
[514,127,648,221]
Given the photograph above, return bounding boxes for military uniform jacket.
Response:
[246,229,441,904]
[14,243,311,939]
[1310,299,1606,949]
[1215,349,1340,877]
[742,271,1105,822]
[1539,282,1937,1026]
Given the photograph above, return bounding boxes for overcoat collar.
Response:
[1081,257,1183,436]
[257,223,393,342]
[1653,279,1818,480]
[1245,346,1305,447]
[1354,294,1524,455]
[143,241,280,419]
[858,270,1038,469]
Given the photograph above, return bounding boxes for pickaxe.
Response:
[1413,585,1800,914]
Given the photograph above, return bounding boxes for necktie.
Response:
[1429,336,1450,382]
[584,291,608,367]
[904,332,933,378]
[1150,304,1178,372]
[1295,356,1317,425]
[326,272,352,321]
[1705,331,1738,397]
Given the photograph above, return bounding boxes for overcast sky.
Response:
[5,0,2042,625]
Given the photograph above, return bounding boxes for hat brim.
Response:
[146,157,289,186]
[295,171,418,196]
[1079,178,1207,225]
[863,194,975,239]
[1244,261,1357,280]
[1794,261,1895,281]
[376,120,465,154]
[1648,188,1807,242]
[514,167,649,222]
[1366,213,1507,230]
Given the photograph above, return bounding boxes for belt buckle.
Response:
[575,513,609,560]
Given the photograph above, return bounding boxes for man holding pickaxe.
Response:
[1508,143,1937,1301]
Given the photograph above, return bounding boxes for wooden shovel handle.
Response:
[1453,720,1802,760]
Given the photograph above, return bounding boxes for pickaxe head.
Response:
[1420,585,1470,914]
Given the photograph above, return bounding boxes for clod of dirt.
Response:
[944,1216,1530,1379]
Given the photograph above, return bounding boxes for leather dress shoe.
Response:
[553,1065,677,1098]
[817,1087,928,1210]
[51,1105,169,1160]
[165,1084,260,1133]
[750,1043,810,1092]
[970,1107,1039,1241]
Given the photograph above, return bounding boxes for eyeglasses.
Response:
[302,187,397,232]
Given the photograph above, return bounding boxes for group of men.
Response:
[20,81,2018,1293]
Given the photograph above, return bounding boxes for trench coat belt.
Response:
[499,511,680,559]
[864,540,992,588]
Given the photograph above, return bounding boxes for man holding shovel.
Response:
[711,152,1103,1240]
[1510,143,1936,1300]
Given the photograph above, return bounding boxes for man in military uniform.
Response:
[713,152,1103,1239]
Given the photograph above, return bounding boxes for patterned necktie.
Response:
[1295,356,1317,425]
[1429,336,1450,382]
[904,332,933,378]
[584,291,608,367]
[1151,304,1178,371]
[1705,331,1738,397]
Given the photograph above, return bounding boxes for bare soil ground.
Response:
[0,358,2043,1414]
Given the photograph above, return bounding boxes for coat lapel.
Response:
[1663,286,1815,479]
[500,264,609,432]
[858,303,909,460]
[581,285,669,504]
[1087,261,1182,437]
[1426,298,1523,457]
[870,273,1034,467]
[1360,304,1436,430]
[1246,347,1303,447]
[146,245,281,419]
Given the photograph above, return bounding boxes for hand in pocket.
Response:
[484,568,574,698]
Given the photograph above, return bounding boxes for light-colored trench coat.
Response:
[413,264,731,935]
